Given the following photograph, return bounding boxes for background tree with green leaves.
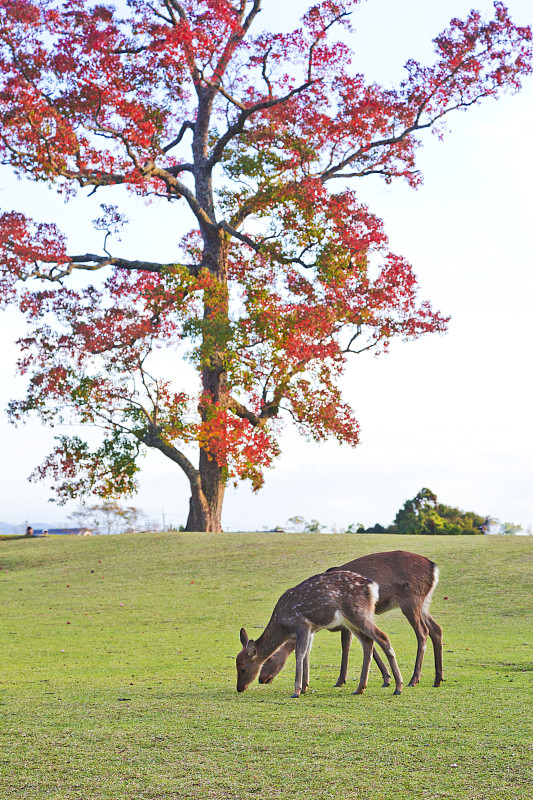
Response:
[389,488,486,535]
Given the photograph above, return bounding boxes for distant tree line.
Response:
[356,488,522,535]
[285,489,524,536]
[69,502,145,535]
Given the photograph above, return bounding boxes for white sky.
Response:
[1,0,532,532]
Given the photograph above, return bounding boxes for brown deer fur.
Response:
[258,550,443,689]
[236,569,403,698]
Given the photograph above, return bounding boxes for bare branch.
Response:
[113,45,151,55]
[153,1,176,24]
[261,45,274,97]
[213,83,247,111]
[324,165,422,182]
[342,330,383,355]
[162,121,196,153]
[241,0,262,34]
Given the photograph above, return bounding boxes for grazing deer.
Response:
[258,550,443,689]
[236,570,403,698]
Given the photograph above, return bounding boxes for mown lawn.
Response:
[1,532,532,799]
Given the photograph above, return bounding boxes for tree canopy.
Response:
[0,1,531,530]
[390,488,486,535]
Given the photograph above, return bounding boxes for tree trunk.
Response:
[182,227,229,533]
[185,451,225,532]
[186,93,230,533]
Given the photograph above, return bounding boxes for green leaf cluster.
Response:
[359,488,487,535]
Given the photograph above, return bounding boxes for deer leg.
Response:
[349,632,374,695]
[334,628,353,687]
[358,622,403,695]
[335,627,391,689]
[292,629,313,698]
[302,649,310,695]
[401,605,429,687]
[371,647,391,688]
[426,613,443,687]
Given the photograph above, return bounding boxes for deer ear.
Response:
[240,628,249,646]
[246,641,258,658]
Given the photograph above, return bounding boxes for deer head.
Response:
[236,628,262,692]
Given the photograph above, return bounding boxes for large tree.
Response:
[0,1,531,531]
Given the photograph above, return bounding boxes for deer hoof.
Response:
[407,680,418,687]
[334,680,346,688]
[351,689,364,695]
[290,692,300,699]
[381,681,391,688]
[393,689,402,695]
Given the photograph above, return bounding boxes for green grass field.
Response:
[1,532,532,799]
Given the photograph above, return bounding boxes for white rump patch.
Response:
[422,566,439,614]
[368,580,380,608]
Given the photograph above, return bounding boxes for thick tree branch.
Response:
[207,80,314,170]
[70,255,170,272]
[219,221,318,269]
[162,162,195,175]
[59,169,127,190]
[140,424,200,487]
[218,220,261,250]
[212,0,262,82]
[227,395,279,427]
[144,163,219,230]
[162,121,196,154]
[241,0,262,34]
[23,254,199,281]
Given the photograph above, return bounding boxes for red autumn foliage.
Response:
[0,1,531,530]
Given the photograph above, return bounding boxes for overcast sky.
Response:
[1,0,532,532]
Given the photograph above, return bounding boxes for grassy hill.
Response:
[1,531,532,799]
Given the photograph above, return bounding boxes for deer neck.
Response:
[255,618,292,661]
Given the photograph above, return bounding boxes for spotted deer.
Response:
[236,569,403,698]
[258,550,443,689]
